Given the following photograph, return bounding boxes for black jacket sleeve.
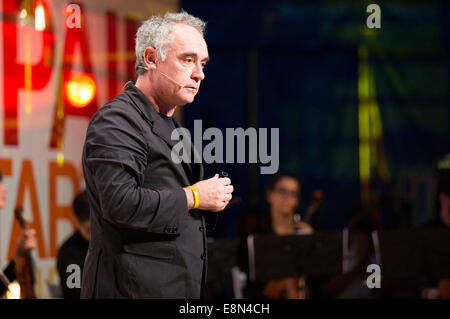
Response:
[83,106,188,234]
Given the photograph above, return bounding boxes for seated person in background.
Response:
[246,173,314,299]
[422,158,450,229]
[0,169,37,297]
[254,173,313,235]
[57,190,90,299]
[421,155,450,299]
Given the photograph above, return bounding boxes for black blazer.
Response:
[80,82,216,298]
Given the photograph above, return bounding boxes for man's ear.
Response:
[144,47,158,70]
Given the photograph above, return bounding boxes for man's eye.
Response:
[185,57,193,63]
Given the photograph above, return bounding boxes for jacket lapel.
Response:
[124,82,202,185]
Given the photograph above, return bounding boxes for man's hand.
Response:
[16,229,37,257]
[184,174,233,212]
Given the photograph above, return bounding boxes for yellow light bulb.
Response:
[66,74,96,108]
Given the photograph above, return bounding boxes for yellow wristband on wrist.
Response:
[188,185,199,209]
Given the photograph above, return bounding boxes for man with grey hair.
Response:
[81,11,233,298]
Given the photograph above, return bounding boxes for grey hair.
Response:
[135,11,206,75]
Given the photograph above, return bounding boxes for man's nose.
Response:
[191,63,205,81]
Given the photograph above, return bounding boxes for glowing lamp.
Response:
[35,4,46,31]
[65,74,96,108]
[6,281,21,299]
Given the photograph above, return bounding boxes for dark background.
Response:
[180,0,450,238]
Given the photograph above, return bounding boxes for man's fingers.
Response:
[219,177,231,185]
[222,194,232,202]
[223,185,234,194]
[215,204,227,212]
[221,200,231,209]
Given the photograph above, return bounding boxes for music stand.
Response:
[247,232,342,282]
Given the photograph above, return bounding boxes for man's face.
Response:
[0,182,7,209]
[152,23,209,106]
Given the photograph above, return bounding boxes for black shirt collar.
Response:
[124,81,159,124]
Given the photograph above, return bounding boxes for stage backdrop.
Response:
[182,0,450,234]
